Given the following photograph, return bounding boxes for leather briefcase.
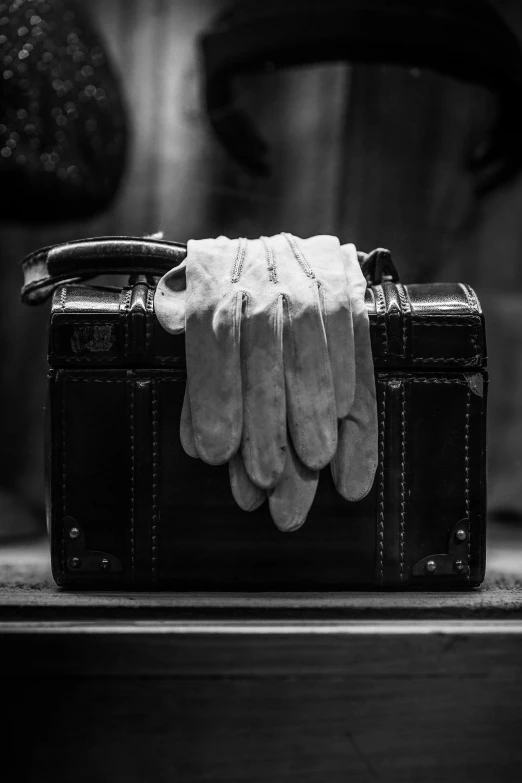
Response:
[21,236,487,589]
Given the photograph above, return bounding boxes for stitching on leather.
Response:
[459,282,475,313]
[375,285,388,354]
[152,381,159,583]
[397,284,409,359]
[412,320,480,327]
[56,320,119,325]
[121,289,131,355]
[66,378,127,383]
[464,284,480,314]
[410,377,468,385]
[59,287,67,310]
[53,356,122,363]
[65,377,184,382]
[61,379,67,577]
[53,356,185,364]
[378,380,386,586]
[146,310,152,355]
[466,288,481,361]
[465,385,471,582]
[400,381,406,584]
[409,375,474,579]
[410,309,481,363]
[146,287,154,354]
[128,379,135,581]
[412,356,480,364]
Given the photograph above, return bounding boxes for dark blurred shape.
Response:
[0,0,128,223]
[489,509,522,525]
[201,0,522,195]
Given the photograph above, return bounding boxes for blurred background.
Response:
[1,0,522,541]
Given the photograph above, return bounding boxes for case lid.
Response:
[48,278,486,371]
[21,236,485,371]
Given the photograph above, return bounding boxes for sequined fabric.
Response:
[0,0,128,222]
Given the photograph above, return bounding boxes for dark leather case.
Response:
[22,237,488,589]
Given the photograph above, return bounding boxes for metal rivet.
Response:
[68,557,81,569]
[69,526,80,540]
[455,560,467,573]
[426,560,437,573]
[455,529,467,542]
[99,558,111,572]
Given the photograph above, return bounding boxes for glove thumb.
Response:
[154,260,187,335]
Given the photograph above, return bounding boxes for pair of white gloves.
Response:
[155,233,377,531]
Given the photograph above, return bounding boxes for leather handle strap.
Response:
[21,236,187,305]
[20,236,396,305]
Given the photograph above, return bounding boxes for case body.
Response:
[45,261,487,589]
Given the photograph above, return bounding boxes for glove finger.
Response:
[185,289,243,465]
[294,235,355,419]
[229,451,266,512]
[154,260,187,335]
[331,409,378,501]
[318,278,355,419]
[242,291,287,489]
[331,244,378,501]
[283,291,338,470]
[268,438,319,532]
[180,386,198,458]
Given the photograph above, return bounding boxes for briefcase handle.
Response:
[20,236,398,305]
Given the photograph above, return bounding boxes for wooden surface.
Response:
[2,619,522,782]
[1,522,520,619]
[1,523,522,781]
